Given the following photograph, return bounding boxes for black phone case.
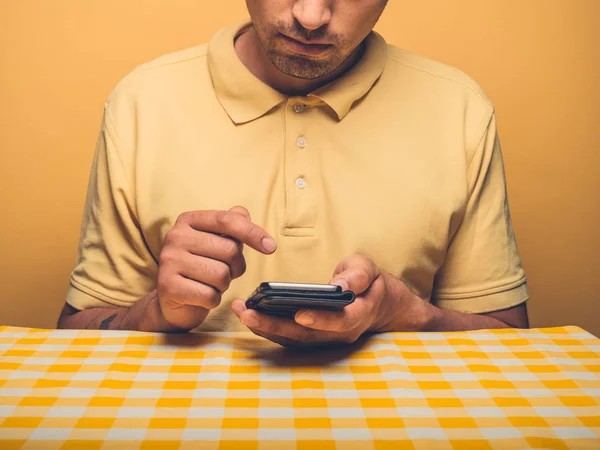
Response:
[245,283,356,317]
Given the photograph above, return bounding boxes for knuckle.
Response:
[344,254,360,267]
[221,239,240,261]
[164,228,184,247]
[245,223,262,242]
[230,205,250,219]
[355,269,371,287]
[215,211,234,229]
[163,231,175,247]
[213,264,232,289]
[175,211,192,225]
[158,248,177,266]
[157,273,176,300]
[235,257,247,278]
[351,253,368,264]
[201,286,222,309]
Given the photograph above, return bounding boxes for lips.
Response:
[279,33,332,56]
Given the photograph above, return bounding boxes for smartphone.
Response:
[245,282,355,317]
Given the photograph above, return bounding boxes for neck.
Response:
[235,26,364,97]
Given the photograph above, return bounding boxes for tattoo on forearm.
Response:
[99,314,118,330]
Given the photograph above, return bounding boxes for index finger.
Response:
[177,210,277,254]
[227,205,252,253]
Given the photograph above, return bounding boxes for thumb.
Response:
[330,255,379,296]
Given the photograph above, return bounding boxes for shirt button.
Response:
[296,136,307,148]
[295,177,307,190]
[293,103,305,113]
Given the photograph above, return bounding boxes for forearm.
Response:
[376,272,528,333]
[57,290,181,332]
[419,301,513,331]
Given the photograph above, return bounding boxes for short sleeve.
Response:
[432,113,529,314]
[66,107,158,310]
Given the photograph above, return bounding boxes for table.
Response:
[1,325,599,449]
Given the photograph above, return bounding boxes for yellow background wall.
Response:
[1,1,599,334]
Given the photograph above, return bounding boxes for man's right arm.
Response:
[59,207,278,332]
[57,290,182,332]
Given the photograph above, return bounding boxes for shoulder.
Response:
[100,43,211,160]
[382,44,495,153]
[105,43,209,111]
[385,44,493,112]
[132,44,208,73]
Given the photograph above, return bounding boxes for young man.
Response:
[58,0,530,346]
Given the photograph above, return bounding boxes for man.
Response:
[58,0,530,346]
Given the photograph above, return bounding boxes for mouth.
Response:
[279,33,332,56]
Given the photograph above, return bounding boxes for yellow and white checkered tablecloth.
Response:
[0,325,599,450]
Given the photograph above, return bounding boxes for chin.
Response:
[268,49,343,80]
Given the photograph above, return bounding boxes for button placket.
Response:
[283,97,317,233]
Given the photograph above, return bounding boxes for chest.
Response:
[133,100,469,299]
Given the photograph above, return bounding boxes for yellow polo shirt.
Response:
[67,22,529,331]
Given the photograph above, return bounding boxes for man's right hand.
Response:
[156,206,277,330]
[57,206,277,332]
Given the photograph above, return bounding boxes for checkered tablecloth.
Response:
[0,325,599,449]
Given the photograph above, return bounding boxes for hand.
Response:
[231,254,428,347]
[157,206,277,330]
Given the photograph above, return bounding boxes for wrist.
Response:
[416,300,442,332]
[399,291,437,332]
[121,290,184,333]
[374,273,440,333]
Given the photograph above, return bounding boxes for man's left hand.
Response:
[231,254,428,347]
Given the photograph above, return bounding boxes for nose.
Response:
[292,0,333,31]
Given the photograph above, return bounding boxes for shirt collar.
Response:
[208,21,388,124]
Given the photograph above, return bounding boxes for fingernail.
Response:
[296,311,315,326]
[331,278,349,292]
[261,237,277,253]
[241,314,260,329]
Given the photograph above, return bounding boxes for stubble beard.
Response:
[256,22,346,80]
[264,44,345,80]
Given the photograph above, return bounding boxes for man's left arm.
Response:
[376,271,529,332]
[231,255,527,348]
